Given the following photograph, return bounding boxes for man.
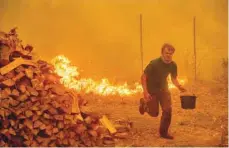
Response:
[139,43,186,139]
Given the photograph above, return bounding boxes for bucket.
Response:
[180,95,197,109]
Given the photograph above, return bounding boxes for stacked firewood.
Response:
[0,28,131,147]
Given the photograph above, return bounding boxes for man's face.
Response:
[161,48,174,64]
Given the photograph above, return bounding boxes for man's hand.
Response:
[143,92,152,102]
[178,85,186,92]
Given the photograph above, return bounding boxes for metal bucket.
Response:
[180,95,197,109]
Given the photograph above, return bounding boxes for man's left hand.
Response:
[178,85,186,92]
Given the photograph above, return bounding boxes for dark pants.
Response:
[144,91,172,136]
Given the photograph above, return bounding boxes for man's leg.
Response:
[158,91,173,139]
[139,94,159,117]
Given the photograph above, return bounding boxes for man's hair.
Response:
[161,43,175,53]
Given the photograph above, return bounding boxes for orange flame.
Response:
[51,55,186,96]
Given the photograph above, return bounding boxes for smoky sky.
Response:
[0,0,227,82]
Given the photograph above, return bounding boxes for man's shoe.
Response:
[139,98,145,115]
[160,134,174,140]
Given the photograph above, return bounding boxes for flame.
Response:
[51,55,186,96]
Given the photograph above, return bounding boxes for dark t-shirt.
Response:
[144,57,177,94]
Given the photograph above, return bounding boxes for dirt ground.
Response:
[82,81,228,147]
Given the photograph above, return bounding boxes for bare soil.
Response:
[82,81,228,147]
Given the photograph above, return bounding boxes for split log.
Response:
[1,79,15,87]
[12,72,25,82]
[11,89,19,97]
[25,69,33,79]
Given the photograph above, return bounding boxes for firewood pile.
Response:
[0,28,131,147]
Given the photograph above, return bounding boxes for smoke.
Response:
[0,0,227,82]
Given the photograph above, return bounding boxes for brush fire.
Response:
[51,55,186,97]
[0,28,187,146]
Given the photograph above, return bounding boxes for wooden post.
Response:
[140,14,144,73]
[193,16,196,81]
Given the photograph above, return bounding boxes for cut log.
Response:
[52,128,59,134]
[57,121,64,129]
[24,140,32,146]
[25,110,33,118]
[31,97,40,102]
[48,141,56,147]
[24,119,33,130]
[3,120,10,128]
[54,115,64,121]
[45,129,53,136]
[115,125,130,133]
[4,70,15,79]
[39,104,50,112]
[68,139,77,146]
[2,100,10,109]
[18,114,26,119]
[47,107,58,115]
[12,72,25,82]
[9,120,16,127]
[14,66,25,73]
[50,84,66,95]
[88,130,98,137]
[114,132,129,139]
[18,94,28,102]
[35,111,42,116]
[1,79,15,87]
[11,89,19,97]
[0,109,5,117]
[0,74,4,82]
[32,129,39,136]
[33,120,43,129]
[31,105,39,111]
[85,116,92,124]
[103,139,115,145]
[69,131,76,138]
[62,139,68,145]
[39,90,48,97]
[51,101,61,108]
[18,85,26,93]
[26,86,38,96]
[43,113,51,119]
[39,124,46,130]
[3,88,11,97]
[30,140,39,147]
[9,97,20,107]
[31,79,40,88]
[32,115,39,122]
[75,124,87,134]
[57,131,64,140]
[25,69,33,79]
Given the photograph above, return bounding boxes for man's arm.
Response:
[141,73,148,93]
[171,63,186,92]
[171,78,186,92]
[141,73,152,101]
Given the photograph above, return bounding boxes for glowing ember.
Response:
[51,55,186,96]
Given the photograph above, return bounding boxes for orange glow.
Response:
[51,55,186,96]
